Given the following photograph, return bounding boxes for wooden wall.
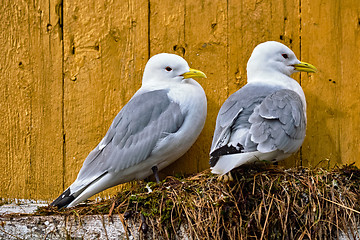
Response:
[1,0,359,201]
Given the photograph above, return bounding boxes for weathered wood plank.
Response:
[301,0,360,167]
[182,0,229,172]
[0,0,63,200]
[62,0,149,199]
[157,0,229,174]
[149,0,185,55]
[0,0,32,200]
[28,0,64,200]
[1,0,359,201]
[148,0,188,177]
[226,0,303,168]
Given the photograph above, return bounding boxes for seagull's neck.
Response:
[140,79,198,94]
[248,70,297,90]
[141,79,175,90]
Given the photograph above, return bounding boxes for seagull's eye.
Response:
[165,66,172,72]
[282,54,289,59]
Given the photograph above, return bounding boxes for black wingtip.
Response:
[209,156,219,168]
[50,188,75,209]
[209,144,244,167]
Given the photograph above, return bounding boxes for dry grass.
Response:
[35,164,360,239]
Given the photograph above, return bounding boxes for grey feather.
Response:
[210,84,306,167]
[72,89,185,192]
[209,83,280,166]
[249,89,306,153]
[210,83,280,153]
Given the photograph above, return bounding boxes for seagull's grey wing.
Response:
[248,89,306,153]
[210,84,277,166]
[209,91,244,154]
[72,89,185,192]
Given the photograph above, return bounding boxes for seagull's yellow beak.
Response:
[182,68,207,79]
[293,61,317,73]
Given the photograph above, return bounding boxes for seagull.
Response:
[51,53,207,208]
[210,41,317,176]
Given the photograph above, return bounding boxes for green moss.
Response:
[32,165,360,239]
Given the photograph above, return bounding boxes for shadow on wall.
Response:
[301,90,345,168]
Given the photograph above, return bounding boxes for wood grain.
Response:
[0,0,63,200]
[0,0,359,201]
[61,0,149,199]
[301,0,360,167]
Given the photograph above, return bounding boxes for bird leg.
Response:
[151,166,161,183]
[217,172,234,182]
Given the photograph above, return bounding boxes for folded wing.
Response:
[70,89,185,195]
[210,85,306,168]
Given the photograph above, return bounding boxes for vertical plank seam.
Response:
[299,0,303,166]
[58,0,66,191]
[184,0,186,46]
[336,1,342,164]
[27,1,34,199]
[222,0,230,174]
[147,0,151,58]
[226,0,229,96]
[48,0,53,200]
[299,0,302,74]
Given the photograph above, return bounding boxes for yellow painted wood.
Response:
[0,0,63,200]
[301,0,360,168]
[0,0,359,201]
[148,0,188,176]
[62,0,149,200]
[225,0,303,168]
[159,0,230,174]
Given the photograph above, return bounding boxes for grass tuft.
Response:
[33,164,360,239]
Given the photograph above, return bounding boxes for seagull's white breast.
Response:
[126,79,207,180]
[156,79,207,157]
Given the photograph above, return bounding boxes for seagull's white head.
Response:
[246,41,317,82]
[142,53,206,85]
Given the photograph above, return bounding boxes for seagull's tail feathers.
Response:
[210,151,279,175]
[50,188,74,209]
[50,171,114,209]
[66,173,116,208]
